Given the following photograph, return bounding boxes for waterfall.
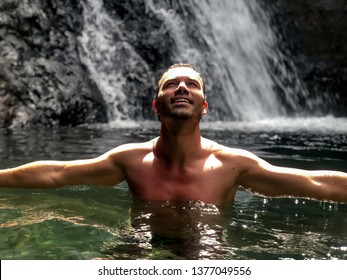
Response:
[78,0,153,121]
[78,0,308,122]
[190,0,299,120]
[78,0,128,120]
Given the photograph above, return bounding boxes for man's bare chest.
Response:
[124,154,238,205]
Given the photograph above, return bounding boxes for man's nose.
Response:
[174,82,189,95]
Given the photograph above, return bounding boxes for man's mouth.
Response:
[171,98,192,104]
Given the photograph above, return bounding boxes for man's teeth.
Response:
[175,99,189,103]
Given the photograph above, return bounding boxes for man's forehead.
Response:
[160,67,203,85]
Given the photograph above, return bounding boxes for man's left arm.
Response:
[235,151,347,203]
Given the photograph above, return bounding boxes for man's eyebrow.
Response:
[163,78,176,84]
[186,77,201,83]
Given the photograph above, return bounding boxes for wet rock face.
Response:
[0,0,233,126]
[261,0,347,116]
[0,0,107,127]
[276,0,347,58]
[1,0,346,128]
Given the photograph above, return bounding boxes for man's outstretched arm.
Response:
[0,148,126,189]
[235,151,347,203]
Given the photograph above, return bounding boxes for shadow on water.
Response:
[0,123,347,259]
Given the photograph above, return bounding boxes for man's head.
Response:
[155,63,206,99]
[153,63,208,122]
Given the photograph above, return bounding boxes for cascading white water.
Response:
[78,0,308,122]
[78,0,128,120]
[145,0,287,120]
[193,0,286,120]
[78,0,153,121]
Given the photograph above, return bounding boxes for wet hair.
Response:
[155,63,206,98]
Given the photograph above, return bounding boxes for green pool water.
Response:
[1,120,346,259]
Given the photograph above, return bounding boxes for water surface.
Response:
[0,119,346,259]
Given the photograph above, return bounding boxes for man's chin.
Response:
[168,111,203,121]
[169,113,191,120]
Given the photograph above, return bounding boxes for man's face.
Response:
[153,67,208,121]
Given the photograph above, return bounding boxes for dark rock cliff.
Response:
[0,0,107,127]
[1,0,346,127]
[260,0,347,116]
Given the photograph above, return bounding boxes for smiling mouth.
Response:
[172,98,191,104]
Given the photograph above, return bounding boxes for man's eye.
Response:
[164,82,176,88]
[188,82,199,88]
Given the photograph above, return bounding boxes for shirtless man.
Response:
[1,63,347,206]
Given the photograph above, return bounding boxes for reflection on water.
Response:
[0,121,347,259]
[230,191,347,260]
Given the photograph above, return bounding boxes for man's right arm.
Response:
[0,146,127,189]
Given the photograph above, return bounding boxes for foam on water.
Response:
[201,116,347,134]
[85,116,347,135]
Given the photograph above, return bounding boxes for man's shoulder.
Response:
[202,138,259,160]
[114,139,156,151]
[106,138,156,156]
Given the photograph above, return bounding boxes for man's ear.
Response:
[152,99,161,122]
[202,100,208,115]
[152,99,158,114]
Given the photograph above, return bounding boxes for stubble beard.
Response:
[167,103,203,121]
[169,110,192,120]
[157,99,204,122]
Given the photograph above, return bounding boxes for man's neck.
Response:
[154,119,203,165]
